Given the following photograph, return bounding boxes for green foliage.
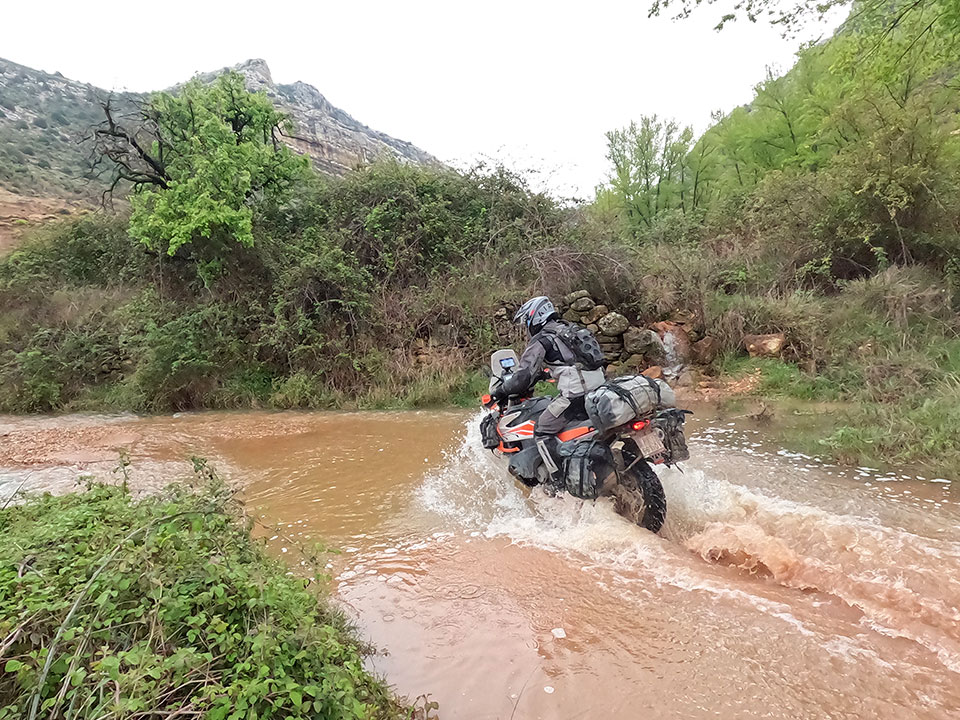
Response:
[604,116,696,238]
[0,479,409,719]
[0,159,560,412]
[126,73,309,260]
[647,0,960,38]
[604,2,960,277]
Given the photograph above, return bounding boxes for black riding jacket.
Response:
[500,320,574,397]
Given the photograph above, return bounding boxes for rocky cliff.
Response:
[0,57,436,200]
[202,59,436,175]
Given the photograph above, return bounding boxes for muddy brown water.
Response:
[2,409,960,719]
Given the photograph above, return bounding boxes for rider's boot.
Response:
[535,435,564,493]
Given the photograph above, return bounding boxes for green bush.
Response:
[0,478,410,719]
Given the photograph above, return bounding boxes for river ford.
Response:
[1,409,958,719]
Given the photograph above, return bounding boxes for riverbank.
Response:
[2,163,958,481]
[0,477,425,719]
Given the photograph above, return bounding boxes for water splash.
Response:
[418,412,960,674]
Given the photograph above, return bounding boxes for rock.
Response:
[743,333,786,358]
[623,327,662,356]
[197,59,437,176]
[493,307,509,321]
[641,365,663,380]
[563,290,591,307]
[583,304,609,324]
[692,336,721,365]
[598,312,630,336]
[570,296,595,313]
[606,362,623,376]
[623,354,646,369]
[586,323,599,333]
[562,308,581,323]
[652,321,693,367]
[596,334,622,344]
[676,369,698,387]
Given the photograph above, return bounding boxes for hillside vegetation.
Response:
[1,0,959,475]
[595,0,960,472]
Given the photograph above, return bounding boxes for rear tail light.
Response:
[481,394,491,405]
[631,420,649,432]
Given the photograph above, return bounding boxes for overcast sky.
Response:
[5,0,842,197]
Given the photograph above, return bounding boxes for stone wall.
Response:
[490,291,786,388]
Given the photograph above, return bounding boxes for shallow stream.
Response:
[1,409,958,718]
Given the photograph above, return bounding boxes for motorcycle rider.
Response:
[492,296,606,481]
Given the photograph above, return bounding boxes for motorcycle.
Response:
[478,349,691,534]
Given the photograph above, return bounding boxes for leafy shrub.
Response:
[0,478,410,719]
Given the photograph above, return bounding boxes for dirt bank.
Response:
[0,187,87,255]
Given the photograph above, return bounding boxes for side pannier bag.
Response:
[557,440,613,499]
[585,375,675,433]
[480,413,500,449]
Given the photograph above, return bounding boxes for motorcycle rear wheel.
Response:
[610,458,667,534]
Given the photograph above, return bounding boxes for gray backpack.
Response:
[543,322,605,371]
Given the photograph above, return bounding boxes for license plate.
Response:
[633,428,666,458]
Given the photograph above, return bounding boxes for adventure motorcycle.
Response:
[478,349,691,534]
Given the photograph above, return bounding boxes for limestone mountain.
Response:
[0,57,436,201]
[198,59,436,176]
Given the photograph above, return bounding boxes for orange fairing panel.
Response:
[558,426,592,442]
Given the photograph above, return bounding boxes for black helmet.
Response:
[514,296,558,335]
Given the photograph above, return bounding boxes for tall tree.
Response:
[92,72,309,258]
[604,116,695,237]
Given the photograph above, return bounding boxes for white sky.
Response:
[4,0,843,198]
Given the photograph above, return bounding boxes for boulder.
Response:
[623,353,646,369]
[563,290,591,307]
[743,333,786,358]
[675,369,698,388]
[583,304,609,324]
[692,336,721,365]
[596,334,622,344]
[494,307,509,321]
[623,327,662,356]
[570,296,595,313]
[606,362,623,376]
[586,323,599,333]
[598,312,630,336]
[562,308,581,323]
[651,321,693,367]
[641,365,664,380]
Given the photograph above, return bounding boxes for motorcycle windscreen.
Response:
[490,349,520,379]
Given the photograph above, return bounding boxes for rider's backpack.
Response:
[552,322,605,371]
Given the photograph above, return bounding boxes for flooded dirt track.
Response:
[2,409,959,719]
